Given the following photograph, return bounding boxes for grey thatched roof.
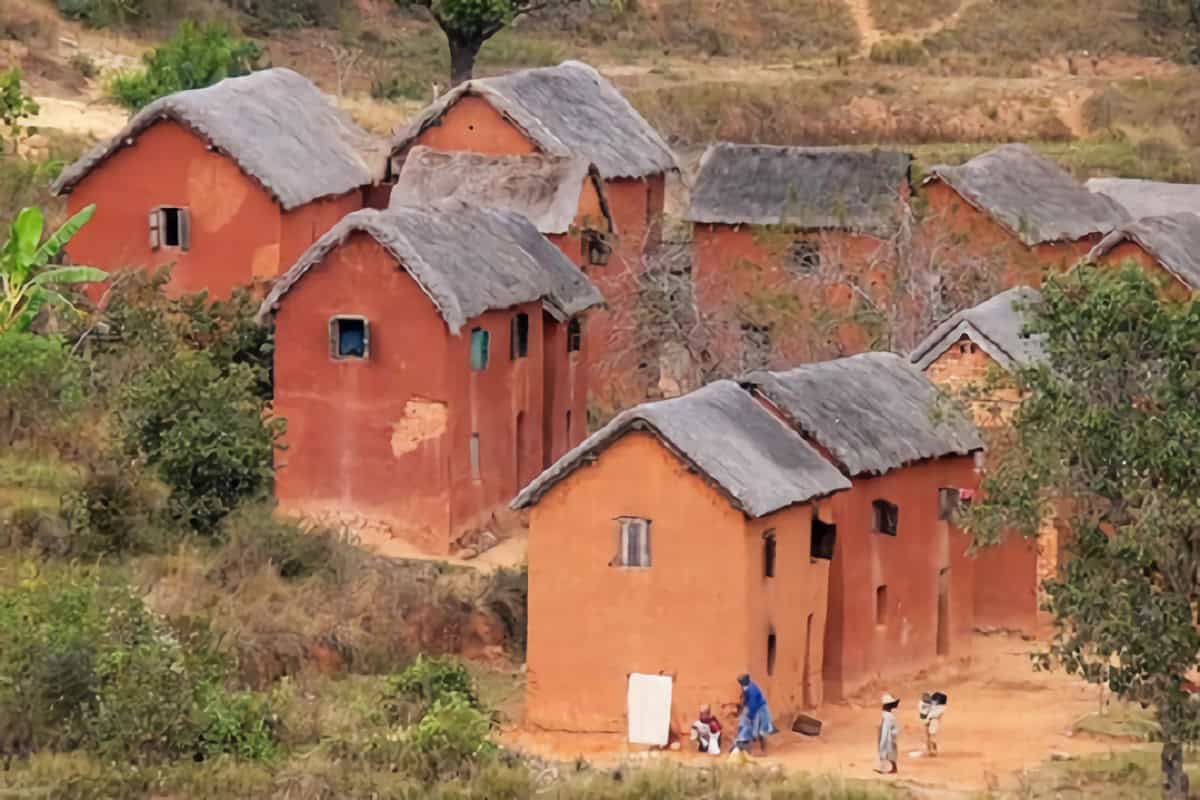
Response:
[910,287,1046,372]
[53,68,384,210]
[259,202,602,332]
[924,144,1127,246]
[512,380,850,517]
[1086,178,1200,220]
[685,143,912,235]
[743,352,983,477]
[390,61,676,180]
[1088,213,1200,290]
[390,146,611,235]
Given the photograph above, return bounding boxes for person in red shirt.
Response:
[690,704,722,754]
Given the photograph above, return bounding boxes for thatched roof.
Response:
[53,69,384,211]
[924,144,1127,246]
[1086,178,1200,220]
[389,61,676,180]
[512,380,850,517]
[685,143,912,236]
[743,352,983,477]
[910,287,1046,372]
[390,146,612,235]
[1088,213,1200,290]
[258,202,603,332]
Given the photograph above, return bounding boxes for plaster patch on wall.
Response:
[391,398,448,457]
[251,243,281,279]
[188,157,249,231]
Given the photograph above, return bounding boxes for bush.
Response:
[387,655,479,724]
[59,459,166,556]
[70,52,99,79]
[198,685,277,760]
[223,0,342,30]
[116,350,281,533]
[0,332,84,447]
[869,38,928,65]
[109,21,263,111]
[399,692,496,783]
[212,504,347,581]
[1,68,39,153]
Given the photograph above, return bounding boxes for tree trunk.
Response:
[1162,740,1189,800]
[447,35,484,86]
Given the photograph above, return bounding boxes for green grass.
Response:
[478,30,568,69]
[1013,750,1200,799]
[1072,704,1160,741]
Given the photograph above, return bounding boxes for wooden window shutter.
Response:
[361,318,370,357]
[328,318,338,358]
[179,208,191,252]
[148,209,161,250]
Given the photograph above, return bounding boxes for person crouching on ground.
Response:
[876,693,900,774]
[733,674,776,755]
[689,704,722,754]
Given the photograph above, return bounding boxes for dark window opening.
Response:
[872,500,899,536]
[787,239,820,276]
[876,585,888,626]
[149,206,189,251]
[510,313,529,359]
[763,530,776,578]
[740,321,772,370]
[567,318,582,353]
[565,410,572,442]
[766,630,777,676]
[329,316,368,359]
[810,517,836,560]
[470,328,489,370]
[958,341,978,355]
[582,230,611,266]
[938,488,961,521]
[469,433,481,480]
[615,517,651,567]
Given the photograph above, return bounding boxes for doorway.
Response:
[802,612,815,709]
[936,567,950,656]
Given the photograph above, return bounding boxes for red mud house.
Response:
[514,380,851,733]
[1088,212,1200,296]
[388,61,678,404]
[910,287,1048,632]
[258,202,602,555]
[391,145,615,465]
[922,144,1127,285]
[742,352,985,700]
[52,68,383,298]
[685,144,912,366]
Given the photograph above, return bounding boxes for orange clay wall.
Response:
[743,503,831,716]
[822,456,979,701]
[924,337,1024,428]
[691,224,893,363]
[406,95,666,409]
[271,232,546,554]
[64,119,361,299]
[1096,241,1193,301]
[920,180,1098,288]
[539,311,588,469]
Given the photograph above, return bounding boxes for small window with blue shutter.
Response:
[470,327,490,370]
[329,316,369,360]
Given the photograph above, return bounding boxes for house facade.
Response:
[742,353,985,700]
[514,381,850,733]
[685,144,913,367]
[258,202,601,555]
[922,144,1127,287]
[53,69,382,299]
[910,288,1049,633]
[388,61,678,407]
[1087,213,1200,298]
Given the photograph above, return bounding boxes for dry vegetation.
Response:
[869,0,960,34]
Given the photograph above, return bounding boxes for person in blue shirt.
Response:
[734,673,776,754]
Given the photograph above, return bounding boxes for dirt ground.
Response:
[501,632,1127,796]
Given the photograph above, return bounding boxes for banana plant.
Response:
[1,204,106,334]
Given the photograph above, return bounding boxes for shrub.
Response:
[223,0,342,30]
[399,692,496,783]
[869,38,928,65]
[212,504,347,581]
[0,332,85,447]
[109,21,263,111]
[0,68,39,154]
[198,685,277,760]
[69,52,99,79]
[59,458,166,556]
[116,350,281,533]
[386,655,479,724]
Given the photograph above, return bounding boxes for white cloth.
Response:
[627,673,673,746]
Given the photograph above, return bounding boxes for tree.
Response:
[968,264,1200,799]
[401,0,564,85]
[1,205,105,334]
[0,68,39,155]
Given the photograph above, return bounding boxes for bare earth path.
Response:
[844,0,882,56]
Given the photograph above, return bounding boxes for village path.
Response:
[500,633,1127,796]
[844,0,883,57]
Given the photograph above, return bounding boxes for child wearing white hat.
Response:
[875,692,900,774]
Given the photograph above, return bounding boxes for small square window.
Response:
[582,230,611,266]
[329,316,369,360]
[149,206,190,251]
[510,313,529,360]
[872,500,899,536]
[615,517,650,567]
[470,328,490,370]
[787,239,820,276]
[810,517,836,560]
[876,585,888,626]
[567,318,582,354]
